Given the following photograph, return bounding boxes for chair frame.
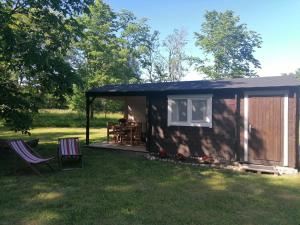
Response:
[118,122,143,145]
[58,137,83,170]
[7,139,54,176]
[107,122,120,143]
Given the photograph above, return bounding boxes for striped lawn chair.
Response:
[7,140,54,175]
[58,137,83,170]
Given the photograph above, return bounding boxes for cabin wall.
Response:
[149,92,238,162]
[124,96,146,131]
[148,89,299,168]
[238,89,298,168]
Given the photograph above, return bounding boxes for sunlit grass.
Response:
[32,109,122,128]
[0,127,105,144]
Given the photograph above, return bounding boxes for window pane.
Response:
[171,99,187,122]
[191,99,206,121]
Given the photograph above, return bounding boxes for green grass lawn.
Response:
[33,109,122,128]
[1,110,300,224]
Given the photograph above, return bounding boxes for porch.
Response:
[85,92,149,152]
[89,141,147,153]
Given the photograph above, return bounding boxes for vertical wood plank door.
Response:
[248,95,284,165]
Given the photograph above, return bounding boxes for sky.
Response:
[106,0,300,80]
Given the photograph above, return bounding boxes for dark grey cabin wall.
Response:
[148,88,299,168]
[148,92,238,162]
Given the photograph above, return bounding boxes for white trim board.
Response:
[243,90,289,166]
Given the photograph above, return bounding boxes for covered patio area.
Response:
[85,89,149,153]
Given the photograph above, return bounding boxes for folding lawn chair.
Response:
[7,139,54,175]
[58,137,83,170]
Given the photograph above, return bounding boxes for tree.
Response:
[163,28,189,81]
[152,55,169,82]
[0,0,92,132]
[77,3,158,87]
[140,28,192,83]
[68,1,158,112]
[140,30,160,83]
[118,10,152,83]
[282,68,300,77]
[0,75,34,134]
[195,10,262,79]
[294,68,300,77]
[74,0,120,89]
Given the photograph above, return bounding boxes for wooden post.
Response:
[90,103,94,119]
[107,122,109,143]
[86,94,90,145]
[146,95,151,152]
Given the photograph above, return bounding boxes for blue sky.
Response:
[106,0,300,80]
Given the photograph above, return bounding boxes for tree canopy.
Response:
[282,68,300,77]
[142,28,192,83]
[195,10,262,79]
[0,0,92,132]
[67,0,159,112]
[1,2,268,133]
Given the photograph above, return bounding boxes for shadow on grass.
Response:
[0,127,106,146]
[1,148,300,225]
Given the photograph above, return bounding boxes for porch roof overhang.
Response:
[86,75,300,97]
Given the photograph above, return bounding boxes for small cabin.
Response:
[86,76,300,169]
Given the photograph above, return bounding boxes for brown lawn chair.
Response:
[119,122,142,145]
[132,122,142,145]
[107,122,120,143]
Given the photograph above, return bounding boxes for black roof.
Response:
[87,75,300,95]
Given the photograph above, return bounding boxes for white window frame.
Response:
[167,94,213,127]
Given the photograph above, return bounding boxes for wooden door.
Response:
[248,95,284,165]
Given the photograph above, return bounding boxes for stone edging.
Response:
[144,153,242,172]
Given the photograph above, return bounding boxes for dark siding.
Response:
[149,89,298,167]
[149,92,238,162]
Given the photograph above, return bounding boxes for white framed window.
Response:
[167,94,212,127]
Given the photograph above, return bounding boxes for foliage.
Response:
[282,68,300,77]
[100,99,124,113]
[140,30,161,82]
[0,0,92,132]
[295,68,300,77]
[75,1,159,86]
[0,75,35,133]
[67,84,86,112]
[39,93,68,109]
[142,28,193,83]
[163,28,190,81]
[68,0,159,112]
[195,10,262,79]
[1,1,265,132]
